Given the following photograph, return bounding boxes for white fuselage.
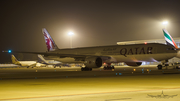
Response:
[44,60,61,65]
[19,61,37,67]
[45,43,177,63]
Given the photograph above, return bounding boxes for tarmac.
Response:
[0,65,180,101]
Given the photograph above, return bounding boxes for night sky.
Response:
[0,0,180,63]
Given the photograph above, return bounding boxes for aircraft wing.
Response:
[147,94,157,98]
[3,50,111,58]
[168,95,178,98]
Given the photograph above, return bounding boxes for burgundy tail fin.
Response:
[42,28,59,51]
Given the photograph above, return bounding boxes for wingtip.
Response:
[2,50,12,53]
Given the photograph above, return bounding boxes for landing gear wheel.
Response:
[104,66,115,70]
[81,67,92,71]
[165,64,169,66]
[157,65,162,70]
[176,66,180,69]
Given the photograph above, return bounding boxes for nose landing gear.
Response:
[103,63,115,70]
[157,60,169,70]
[81,67,92,71]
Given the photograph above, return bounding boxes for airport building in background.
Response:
[117,38,180,65]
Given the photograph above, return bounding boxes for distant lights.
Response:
[162,21,168,25]
[144,42,147,44]
[68,32,74,36]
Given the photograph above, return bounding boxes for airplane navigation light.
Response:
[8,50,12,53]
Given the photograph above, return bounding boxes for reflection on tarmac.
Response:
[0,65,180,101]
[147,90,178,99]
[12,89,179,101]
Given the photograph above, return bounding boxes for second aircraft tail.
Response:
[37,54,48,64]
[163,29,178,49]
[11,55,21,65]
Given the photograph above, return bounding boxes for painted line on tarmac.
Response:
[1,87,180,100]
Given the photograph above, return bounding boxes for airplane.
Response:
[147,90,177,98]
[11,55,37,68]
[0,64,19,68]
[37,54,62,68]
[163,28,180,57]
[160,29,180,68]
[5,28,178,71]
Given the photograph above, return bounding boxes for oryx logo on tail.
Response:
[42,28,59,51]
[163,29,178,49]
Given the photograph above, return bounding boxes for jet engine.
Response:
[176,50,180,58]
[125,62,142,66]
[84,57,102,68]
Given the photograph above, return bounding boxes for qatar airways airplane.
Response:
[6,28,179,71]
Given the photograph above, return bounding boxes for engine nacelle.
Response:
[176,50,180,58]
[84,57,102,68]
[125,62,142,66]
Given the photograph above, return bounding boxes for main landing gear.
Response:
[81,67,92,71]
[103,63,115,70]
[157,64,163,69]
[157,60,169,70]
[104,65,114,70]
[27,66,34,68]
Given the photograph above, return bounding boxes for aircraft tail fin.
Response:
[42,28,59,52]
[163,29,178,49]
[37,54,47,64]
[11,55,21,65]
